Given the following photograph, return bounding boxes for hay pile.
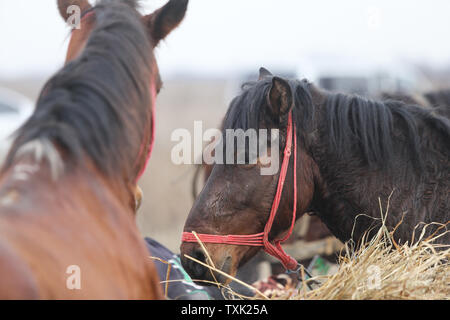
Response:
[291,221,450,300]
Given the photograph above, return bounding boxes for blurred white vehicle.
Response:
[296,55,432,98]
[0,87,34,163]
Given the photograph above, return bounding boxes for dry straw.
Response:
[291,197,450,300]
[292,221,449,300]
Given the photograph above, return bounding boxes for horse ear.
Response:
[57,0,91,21]
[267,77,293,118]
[259,67,273,80]
[143,0,189,48]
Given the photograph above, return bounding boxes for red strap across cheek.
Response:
[182,112,299,271]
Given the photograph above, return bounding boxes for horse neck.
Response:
[0,153,135,220]
[299,91,386,243]
[305,92,449,244]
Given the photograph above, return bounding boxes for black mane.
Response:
[5,0,153,179]
[223,77,450,170]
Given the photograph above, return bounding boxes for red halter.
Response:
[182,112,299,270]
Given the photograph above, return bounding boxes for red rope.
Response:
[182,112,299,270]
[181,232,265,246]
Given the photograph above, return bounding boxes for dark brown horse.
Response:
[181,68,449,283]
[0,0,187,299]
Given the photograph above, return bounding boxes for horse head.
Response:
[180,69,318,283]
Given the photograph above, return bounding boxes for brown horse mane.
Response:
[4,0,153,181]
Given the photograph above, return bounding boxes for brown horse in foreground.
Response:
[181,68,449,283]
[0,0,187,299]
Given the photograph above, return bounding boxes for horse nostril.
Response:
[190,249,207,279]
[192,249,206,262]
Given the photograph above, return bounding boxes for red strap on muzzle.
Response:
[182,112,298,271]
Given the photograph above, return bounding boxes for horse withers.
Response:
[0,0,187,299]
[181,68,449,284]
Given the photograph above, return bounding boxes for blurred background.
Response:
[1,0,450,253]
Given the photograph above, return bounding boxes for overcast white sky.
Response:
[0,0,450,80]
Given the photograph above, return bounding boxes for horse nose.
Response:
[183,249,209,280]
